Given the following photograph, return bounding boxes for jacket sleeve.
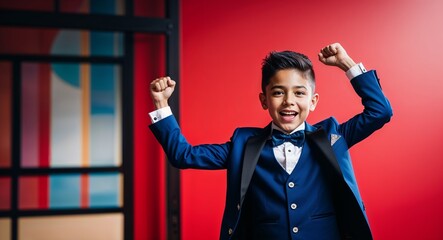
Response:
[149,115,232,169]
[339,70,393,148]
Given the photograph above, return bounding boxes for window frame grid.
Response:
[0,0,180,239]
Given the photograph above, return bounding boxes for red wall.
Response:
[133,1,167,240]
[134,33,167,240]
[179,0,443,239]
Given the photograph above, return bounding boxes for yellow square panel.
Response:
[0,218,11,240]
[19,213,123,240]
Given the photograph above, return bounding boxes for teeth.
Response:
[281,111,296,116]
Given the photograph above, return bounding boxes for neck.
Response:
[271,122,305,134]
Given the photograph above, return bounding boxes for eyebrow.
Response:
[270,85,308,90]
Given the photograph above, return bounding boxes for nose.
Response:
[284,94,296,106]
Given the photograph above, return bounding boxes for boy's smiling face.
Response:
[259,69,319,133]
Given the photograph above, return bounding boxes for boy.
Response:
[149,43,392,240]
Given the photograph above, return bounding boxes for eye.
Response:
[295,91,306,96]
[272,91,284,96]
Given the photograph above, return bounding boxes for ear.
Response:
[259,92,268,110]
[309,93,319,111]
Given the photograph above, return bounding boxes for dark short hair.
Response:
[261,51,316,93]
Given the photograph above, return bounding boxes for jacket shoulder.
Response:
[232,126,264,139]
[311,117,340,133]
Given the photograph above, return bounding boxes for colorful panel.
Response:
[50,30,82,56]
[0,0,53,11]
[89,173,122,208]
[0,27,123,56]
[51,29,123,57]
[60,0,89,14]
[19,176,48,210]
[90,64,122,166]
[21,63,50,168]
[19,176,40,209]
[49,174,81,209]
[90,31,124,57]
[60,0,125,15]
[20,62,121,168]
[19,213,123,240]
[0,27,58,55]
[0,61,11,168]
[134,0,165,18]
[0,218,11,240]
[50,63,82,167]
[0,177,11,210]
[19,174,122,209]
[90,0,123,15]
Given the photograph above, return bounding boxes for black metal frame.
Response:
[0,0,180,239]
[165,1,181,239]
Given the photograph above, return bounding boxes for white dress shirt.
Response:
[271,122,305,174]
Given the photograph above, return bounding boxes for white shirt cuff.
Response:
[345,62,367,80]
[149,106,173,124]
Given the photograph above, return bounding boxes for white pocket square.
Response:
[330,134,341,146]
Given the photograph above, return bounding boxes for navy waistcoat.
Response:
[239,141,341,240]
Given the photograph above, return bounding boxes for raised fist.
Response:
[318,43,356,71]
[150,76,176,109]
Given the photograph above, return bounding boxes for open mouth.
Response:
[279,110,298,121]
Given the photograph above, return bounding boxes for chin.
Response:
[281,122,303,130]
[278,124,297,132]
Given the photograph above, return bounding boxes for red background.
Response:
[135,0,443,239]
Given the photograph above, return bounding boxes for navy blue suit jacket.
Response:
[150,70,393,239]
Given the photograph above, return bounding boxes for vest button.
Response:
[237,203,241,210]
[292,226,299,233]
[290,203,297,209]
[228,228,233,235]
[288,182,295,188]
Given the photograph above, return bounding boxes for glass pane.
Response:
[89,64,122,167]
[19,213,123,240]
[19,173,122,209]
[60,0,125,15]
[134,0,165,18]
[49,63,83,168]
[89,173,122,208]
[0,27,124,57]
[21,63,50,168]
[0,177,11,210]
[19,176,48,209]
[49,174,81,208]
[0,0,53,11]
[21,62,122,168]
[0,61,12,168]
[0,218,11,240]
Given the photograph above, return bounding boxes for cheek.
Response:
[268,105,277,113]
[298,101,310,110]
[299,103,315,113]
[267,100,279,110]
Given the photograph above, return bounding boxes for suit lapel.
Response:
[239,123,272,206]
[305,126,343,178]
[306,126,372,238]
